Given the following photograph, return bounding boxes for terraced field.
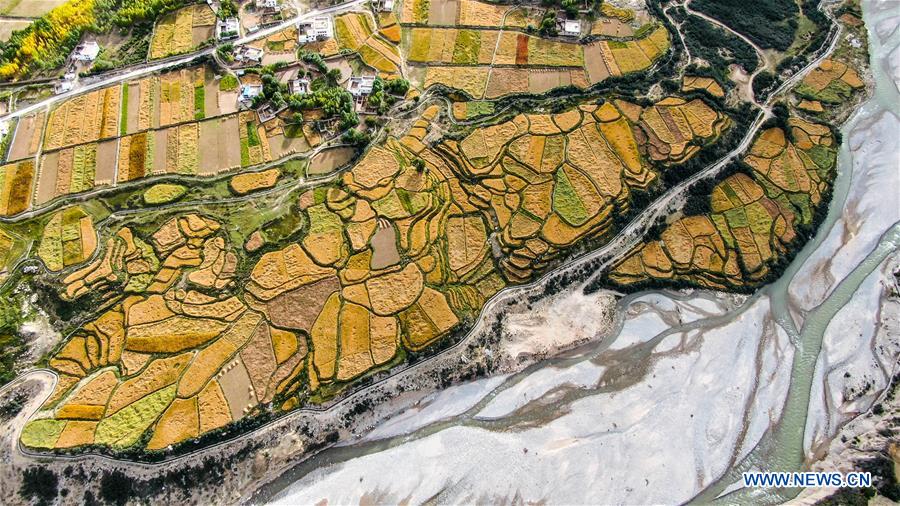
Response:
[334,12,402,76]
[609,117,839,290]
[21,96,732,451]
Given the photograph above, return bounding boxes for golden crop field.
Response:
[149,4,217,59]
[411,23,669,99]
[0,160,34,216]
[335,12,402,75]
[44,87,121,151]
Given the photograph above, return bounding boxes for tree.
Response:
[218,0,238,19]
[20,467,58,505]
[539,12,558,37]
[326,68,342,85]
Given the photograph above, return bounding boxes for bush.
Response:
[691,0,799,51]
[99,471,133,506]
[20,467,58,505]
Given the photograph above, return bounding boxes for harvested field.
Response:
[7,111,45,162]
[308,147,356,176]
[370,223,400,269]
[198,114,241,175]
[683,76,725,97]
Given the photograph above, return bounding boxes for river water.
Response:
[254,2,900,503]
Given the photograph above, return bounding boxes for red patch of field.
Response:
[515,34,528,65]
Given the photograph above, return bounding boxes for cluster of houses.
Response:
[55,41,101,94]
[232,14,380,113]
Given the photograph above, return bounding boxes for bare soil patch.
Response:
[370,223,400,269]
[35,151,58,205]
[308,146,356,176]
[584,44,611,84]
[8,112,43,162]
[219,356,256,420]
[152,129,168,174]
[428,0,458,24]
[265,276,341,331]
[95,139,118,186]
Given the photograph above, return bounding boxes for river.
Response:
[253,1,899,503]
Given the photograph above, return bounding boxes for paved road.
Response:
[0,0,366,123]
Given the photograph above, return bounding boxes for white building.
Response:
[235,46,265,63]
[55,79,74,94]
[289,78,310,95]
[560,19,582,37]
[378,0,394,12]
[347,75,375,96]
[72,41,100,62]
[298,16,333,44]
[217,17,240,40]
[256,0,279,9]
[240,83,263,106]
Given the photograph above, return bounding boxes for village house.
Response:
[377,0,394,12]
[289,78,311,95]
[240,83,263,107]
[347,75,375,96]
[72,41,100,62]
[559,18,582,37]
[347,75,375,110]
[234,46,265,64]
[298,16,333,44]
[255,0,280,9]
[217,17,240,40]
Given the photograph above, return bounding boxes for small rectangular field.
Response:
[149,4,216,59]
[0,160,34,216]
[0,0,68,17]
[7,111,45,161]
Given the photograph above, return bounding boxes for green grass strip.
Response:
[120,83,129,136]
[194,85,205,120]
[246,122,261,147]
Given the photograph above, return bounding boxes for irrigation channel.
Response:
[251,1,900,503]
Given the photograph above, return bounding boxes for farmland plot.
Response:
[44,87,121,151]
[334,12,402,75]
[36,206,96,271]
[0,160,34,216]
[149,4,216,59]
[7,111,45,161]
